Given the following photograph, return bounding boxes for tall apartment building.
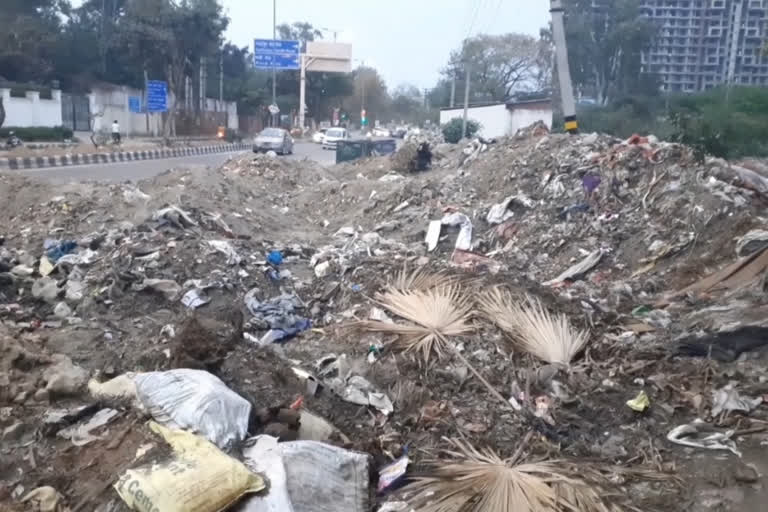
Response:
[638,0,768,92]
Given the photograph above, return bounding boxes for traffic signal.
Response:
[361,109,368,126]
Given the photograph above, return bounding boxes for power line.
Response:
[482,0,504,34]
[464,0,486,41]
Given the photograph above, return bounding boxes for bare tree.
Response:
[446,34,542,102]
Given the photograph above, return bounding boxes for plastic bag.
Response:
[239,436,295,512]
[240,438,370,512]
[116,422,265,512]
[133,369,251,449]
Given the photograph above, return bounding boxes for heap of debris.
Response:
[2,127,768,512]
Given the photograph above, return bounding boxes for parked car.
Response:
[253,128,294,155]
[392,126,407,138]
[372,127,391,137]
[312,128,327,144]
[322,127,348,150]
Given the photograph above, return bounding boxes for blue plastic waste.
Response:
[46,241,77,262]
[267,250,283,266]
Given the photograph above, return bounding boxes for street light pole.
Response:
[462,64,471,139]
[272,0,277,127]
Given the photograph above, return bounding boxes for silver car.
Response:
[253,128,294,155]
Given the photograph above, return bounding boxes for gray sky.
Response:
[71,0,550,89]
[226,0,549,89]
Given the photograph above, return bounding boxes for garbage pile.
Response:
[3,126,768,512]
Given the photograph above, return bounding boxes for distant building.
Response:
[638,0,768,92]
[439,99,553,139]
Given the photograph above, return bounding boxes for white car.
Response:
[322,128,348,150]
[372,127,391,137]
[312,128,327,144]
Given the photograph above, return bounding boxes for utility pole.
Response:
[272,0,277,127]
[450,76,456,108]
[462,64,471,139]
[219,53,224,107]
[550,0,578,133]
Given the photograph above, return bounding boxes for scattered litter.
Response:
[181,288,211,309]
[245,292,310,343]
[316,354,394,415]
[267,250,284,266]
[378,452,409,493]
[667,419,741,456]
[711,384,763,416]
[208,240,242,265]
[21,486,68,512]
[486,194,535,224]
[440,212,472,251]
[543,249,603,286]
[132,278,181,301]
[626,390,650,412]
[57,408,119,446]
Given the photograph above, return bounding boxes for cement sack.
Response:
[115,422,264,512]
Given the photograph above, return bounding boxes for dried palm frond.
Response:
[360,285,473,362]
[404,439,622,512]
[478,288,589,365]
[358,284,513,410]
[389,264,455,292]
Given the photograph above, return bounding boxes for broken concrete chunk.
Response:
[44,355,88,395]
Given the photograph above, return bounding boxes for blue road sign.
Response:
[128,96,141,113]
[146,80,168,113]
[254,39,300,70]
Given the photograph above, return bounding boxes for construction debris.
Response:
[2,126,768,511]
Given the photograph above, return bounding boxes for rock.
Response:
[734,464,759,484]
[44,355,88,395]
[32,277,60,302]
[34,388,49,402]
[2,421,25,441]
[13,391,28,404]
[53,302,72,319]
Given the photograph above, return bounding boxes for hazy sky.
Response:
[227,0,549,88]
[70,0,549,89]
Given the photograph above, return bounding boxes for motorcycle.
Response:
[4,132,22,149]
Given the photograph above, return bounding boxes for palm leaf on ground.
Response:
[404,439,621,512]
[478,287,589,365]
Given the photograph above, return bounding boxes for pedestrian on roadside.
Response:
[111,120,121,145]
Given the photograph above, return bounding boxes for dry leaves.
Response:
[404,439,622,512]
[478,288,589,365]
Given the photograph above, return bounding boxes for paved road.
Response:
[16,142,335,184]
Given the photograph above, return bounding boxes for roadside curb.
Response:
[0,143,250,171]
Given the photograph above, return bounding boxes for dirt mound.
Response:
[3,127,768,511]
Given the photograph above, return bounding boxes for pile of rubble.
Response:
[2,127,768,512]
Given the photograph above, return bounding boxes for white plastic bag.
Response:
[239,436,295,512]
[240,438,370,512]
[133,369,251,449]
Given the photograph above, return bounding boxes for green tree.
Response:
[564,0,659,104]
[343,66,390,126]
[442,117,481,143]
[0,0,66,83]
